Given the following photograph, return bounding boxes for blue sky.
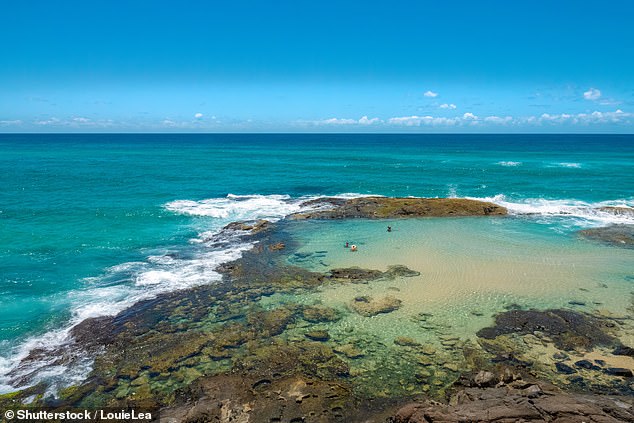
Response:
[1,1,633,132]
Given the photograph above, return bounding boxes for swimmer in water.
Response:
[345,242,349,248]
[387,226,392,232]
[351,244,357,252]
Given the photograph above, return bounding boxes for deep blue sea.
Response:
[1,133,633,392]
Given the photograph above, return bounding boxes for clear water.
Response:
[0,133,633,392]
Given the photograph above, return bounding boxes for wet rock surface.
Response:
[578,224,634,248]
[476,308,619,351]
[391,381,634,422]
[293,196,507,219]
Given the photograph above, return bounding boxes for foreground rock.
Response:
[578,224,634,248]
[293,197,507,219]
[391,381,634,422]
[349,295,402,317]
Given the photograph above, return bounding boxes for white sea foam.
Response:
[497,161,522,167]
[551,162,582,168]
[471,194,634,227]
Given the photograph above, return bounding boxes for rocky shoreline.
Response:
[1,197,633,422]
[292,196,507,219]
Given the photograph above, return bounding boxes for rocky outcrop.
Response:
[391,381,634,422]
[476,309,618,351]
[328,265,420,283]
[578,224,634,248]
[349,295,402,317]
[597,206,634,217]
[293,197,507,219]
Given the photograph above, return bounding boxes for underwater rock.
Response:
[614,345,634,357]
[293,197,507,219]
[305,330,330,342]
[302,305,341,323]
[328,267,383,281]
[394,337,421,347]
[384,265,421,278]
[328,265,420,284]
[333,344,364,359]
[349,295,402,317]
[604,368,634,378]
[575,359,601,371]
[476,308,618,351]
[578,224,634,248]
[555,362,577,374]
[268,242,285,251]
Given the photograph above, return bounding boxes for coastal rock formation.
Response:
[476,309,618,351]
[328,265,420,283]
[349,295,402,317]
[391,382,634,422]
[597,206,634,217]
[578,224,634,248]
[293,196,507,219]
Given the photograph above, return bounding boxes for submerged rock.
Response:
[328,265,420,283]
[329,267,383,281]
[578,224,634,248]
[305,330,330,342]
[293,196,507,219]
[301,305,341,323]
[476,308,618,351]
[349,295,402,317]
[394,337,421,347]
[334,344,365,359]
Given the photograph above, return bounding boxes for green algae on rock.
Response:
[292,196,507,219]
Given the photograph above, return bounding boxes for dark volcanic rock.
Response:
[575,359,601,371]
[476,308,618,351]
[604,367,634,378]
[578,224,634,248]
[292,196,507,219]
[614,345,634,357]
[555,362,577,374]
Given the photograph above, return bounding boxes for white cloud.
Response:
[0,119,23,126]
[439,103,456,109]
[73,117,90,123]
[317,116,381,126]
[423,90,438,98]
[462,112,478,120]
[388,115,460,126]
[583,88,601,100]
[194,113,203,119]
[484,116,513,124]
[35,117,61,126]
[358,116,381,125]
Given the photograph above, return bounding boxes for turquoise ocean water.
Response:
[1,133,633,392]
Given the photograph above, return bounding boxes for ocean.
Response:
[0,133,633,393]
